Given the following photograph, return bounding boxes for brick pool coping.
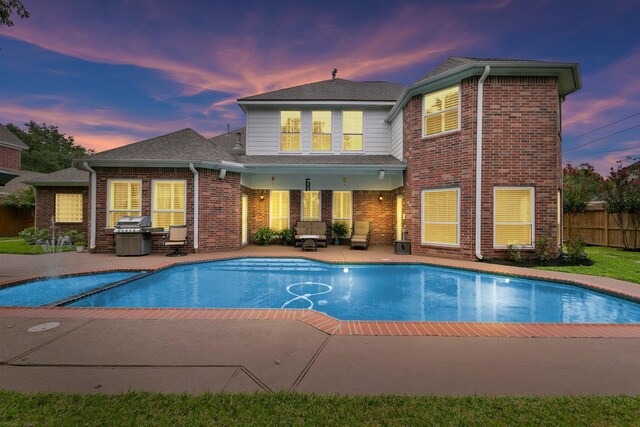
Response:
[1,249,640,338]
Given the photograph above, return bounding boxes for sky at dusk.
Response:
[0,0,639,175]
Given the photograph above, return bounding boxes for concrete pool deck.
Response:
[1,245,640,395]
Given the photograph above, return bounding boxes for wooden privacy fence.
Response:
[0,206,34,237]
[563,204,639,249]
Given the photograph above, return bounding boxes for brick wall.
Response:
[34,186,89,235]
[92,167,242,253]
[0,145,21,170]
[402,75,561,260]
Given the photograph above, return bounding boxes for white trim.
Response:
[475,65,491,260]
[151,179,187,230]
[240,100,395,107]
[421,84,461,139]
[301,190,321,221]
[493,186,535,249]
[421,187,461,247]
[82,162,97,249]
[269,190,290,230]
[189,163,199,249]
[106,178,142,228]
[331,190,353,234]
[0,141,26,151]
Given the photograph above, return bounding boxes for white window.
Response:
[421,188,460,246]
[494,187,535,247]
[342,111,363,151]
[332,191,352,234]
[55,194,83,223]
[302,191,321,221]
[280,111,301,152]
[423,85,460,137]
[311,111,332,151]
[107,180,141,228]
[152,180,186,230]
[270,190,290,231]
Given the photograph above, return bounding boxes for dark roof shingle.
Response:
[80,128,236,163]
[25,167,88,186]
[239,79,404,102]
[417,56,558,82]
[0,124,28,149]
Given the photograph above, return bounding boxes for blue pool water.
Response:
[0,271,142,306]
[2,258,640,323]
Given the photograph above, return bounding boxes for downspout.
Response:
[189,163,199,250]
[82,162,97,250]
[475,65,490,260]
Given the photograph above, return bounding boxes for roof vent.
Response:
[331,68,337,82]
[233,131,243,151]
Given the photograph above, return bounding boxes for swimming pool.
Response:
[2,258,640,323]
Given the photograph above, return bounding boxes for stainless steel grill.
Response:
[114,216,152,256]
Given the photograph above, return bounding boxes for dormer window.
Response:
[311,111,332,151]
[423,86,459,137]
[280,111,301,151]
[342,111,363,151]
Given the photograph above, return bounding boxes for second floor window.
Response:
[281,111,301,152]
[343,111,363,151]
[312,111,332,151]
[423,85,459,137]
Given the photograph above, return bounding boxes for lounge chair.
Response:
[162,225,188,256]
[350,221,370,250]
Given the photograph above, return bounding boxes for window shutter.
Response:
[303,191,320,221]
[495,188,533,246]
[270,190,289,231]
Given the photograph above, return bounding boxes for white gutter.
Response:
[82,162,97,250]
[475,65,491,260]
[189,163,199,250]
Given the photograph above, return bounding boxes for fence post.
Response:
[604,211,609,247]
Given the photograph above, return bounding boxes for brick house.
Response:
[0,124,29,185]
[49,56,579,259]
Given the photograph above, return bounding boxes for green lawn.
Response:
[1,391,639,426]
[536,246,640,284]
[0,238,77,255]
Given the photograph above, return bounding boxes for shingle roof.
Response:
[208,127,246,157]
[80,128,236,163]
[0,124,28,149]
[236,154,404,167]
[417,56,558,82]
[0,169,46,193]
[239,79,405,102]
[25,167,88,186]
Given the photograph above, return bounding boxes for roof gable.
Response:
[0,124,28,150]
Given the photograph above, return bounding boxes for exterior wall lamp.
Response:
[305,178,311,191]
[378,194,383,203]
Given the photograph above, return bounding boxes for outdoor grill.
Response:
[113,216,153,256]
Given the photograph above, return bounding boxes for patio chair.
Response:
[162,225,188,256]
[350,221,371,250]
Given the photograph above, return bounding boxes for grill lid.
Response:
[114,216,152,228]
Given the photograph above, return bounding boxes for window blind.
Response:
[332,191,352,232]
[423,86,459,137]
[495,188,533,246]
[108,181,141,227]
[153,180,186,230]
[422,189,459,245]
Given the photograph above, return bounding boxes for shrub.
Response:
[506,245,522,263]
[332,221,349,239]
[18,226,51,245]
[565,235,589,264]
[534,234,554,264]
[253,227,274,245]
[66,230,87,245]
[280,228,295,245]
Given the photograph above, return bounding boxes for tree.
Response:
[6,121,94,173]
[602,159,640,250]
[0,0,29,28]
[562,163,603,238]
[0,186,34,209]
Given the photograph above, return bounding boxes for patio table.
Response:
[299,234,319,252]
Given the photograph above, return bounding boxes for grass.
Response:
[0,238,77,255]
[1,391,639,426]
[536,246,640,284]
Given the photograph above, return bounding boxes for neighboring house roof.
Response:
[0,170,45,194]
[25,167,89,187]
[0,124,28,150]
[238,78,405,102]
[75,128,242,169]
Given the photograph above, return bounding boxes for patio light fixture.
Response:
[378,194,383,203]
[305,178,311,191]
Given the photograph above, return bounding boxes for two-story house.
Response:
[31,56,581,260]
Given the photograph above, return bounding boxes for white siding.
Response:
[390,109,403,160]
[246,107,281,155]
[245,106,393,155]
[362,107,392,155]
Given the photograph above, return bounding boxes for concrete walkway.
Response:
[1,246,640,395]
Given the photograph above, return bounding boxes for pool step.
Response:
[214,258,328,272]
